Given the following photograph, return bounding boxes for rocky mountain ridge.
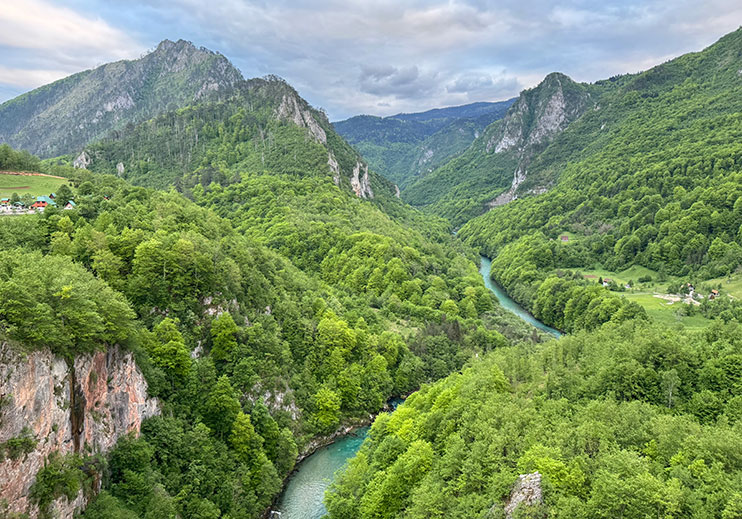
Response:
[0,39,242,158]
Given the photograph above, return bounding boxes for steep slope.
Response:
[404,73,602,226]
[1,343,158,519]
[326,320,742,518]
[454,28,742,331]
[70,76,398,204]
[0,39,242,158]
[333,100,514,189]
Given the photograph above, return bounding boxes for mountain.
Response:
[0,39,242,158]
[450,28,742,334]
[333,99,515,189]
[403,73,606,225]
[0,41,538,519]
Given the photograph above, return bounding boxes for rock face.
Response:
[351,161,374,199]
[504,472,543,518]
[0,342,158,518]
[486,73,591,207]
[73,151,91,169]
[275,93,327,144]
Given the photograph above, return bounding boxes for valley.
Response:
[0,22,741,519]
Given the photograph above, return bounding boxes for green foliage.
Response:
[30,452,83,518]
[0,251,135,358]
[327,320,742,518]
[334,100,514,189]
[0,428,37,461]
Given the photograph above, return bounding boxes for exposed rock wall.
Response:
[485,72,591,207]
[351,161,374,199]
[0,343,158,519]
[275,94,327,144]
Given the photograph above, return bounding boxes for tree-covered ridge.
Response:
[448,28,742,325]
[333,100,514,190]
[0,145,536,518]
[75,75,400,209]
[0,39,242,158]
[326,320,742,518]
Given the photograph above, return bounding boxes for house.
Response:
[710,289,720,300]
[560,235,569,242]
[602,278,612,287]
[0,198,9,206]
[49,192,56,199]
[30,196,57,210]
[64,200,76,210]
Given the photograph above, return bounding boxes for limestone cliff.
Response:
[0,343,158,518]
[487,73,592,207]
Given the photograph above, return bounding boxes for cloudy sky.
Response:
[1,1,740,120]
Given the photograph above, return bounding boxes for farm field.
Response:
[0,171,67,198]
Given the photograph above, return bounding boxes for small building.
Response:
[64,200,76,210]
[49,192,56,199]
[0,198,9,206]
[560,235,569,242]
[602,278,613,287]
[710,289,720,300]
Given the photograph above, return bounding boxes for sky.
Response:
[0,1,740,120]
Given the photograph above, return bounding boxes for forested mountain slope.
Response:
[0,39,242,158]
[333,100,514,189]
[456,28,742,323]
[0,161,535,518]
[326,320,742,518]
[404,73,612,226]
[0,47,537,516]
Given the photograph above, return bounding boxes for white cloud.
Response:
[0,66,71,89]
[0,0,144,94]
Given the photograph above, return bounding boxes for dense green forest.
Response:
[2,26,742,519]
[326,320,742,518]
[0,141,533,518]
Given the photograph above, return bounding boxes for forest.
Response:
[0,154,532,518]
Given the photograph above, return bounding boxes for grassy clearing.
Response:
[581,265,663,288]
[0,172,67,198]
[624,293,710,330]
[703,273,742,299]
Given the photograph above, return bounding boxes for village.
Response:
[0,193,76,214]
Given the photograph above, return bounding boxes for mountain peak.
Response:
[0,40,243,157]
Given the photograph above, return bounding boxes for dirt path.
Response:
[0,171,66,179]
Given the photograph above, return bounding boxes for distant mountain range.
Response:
[333,99,515,189]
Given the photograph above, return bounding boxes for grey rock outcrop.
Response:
[486,73,591,207]
[504,472,543,518]
[73,151,91,169]
[275,93,327,144]
[0,342,158,519]
[351,161,374,199]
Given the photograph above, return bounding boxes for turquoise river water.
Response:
[479,256,563,338]
[273,257,560,518]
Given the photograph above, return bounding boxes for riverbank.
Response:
[266,398,404,518]
[479,256,563,338]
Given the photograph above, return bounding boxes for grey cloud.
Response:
[359,65,439,98]
[2,0,742,120]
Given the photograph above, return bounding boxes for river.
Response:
[479,256,563,338]
[273,258,560,518]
